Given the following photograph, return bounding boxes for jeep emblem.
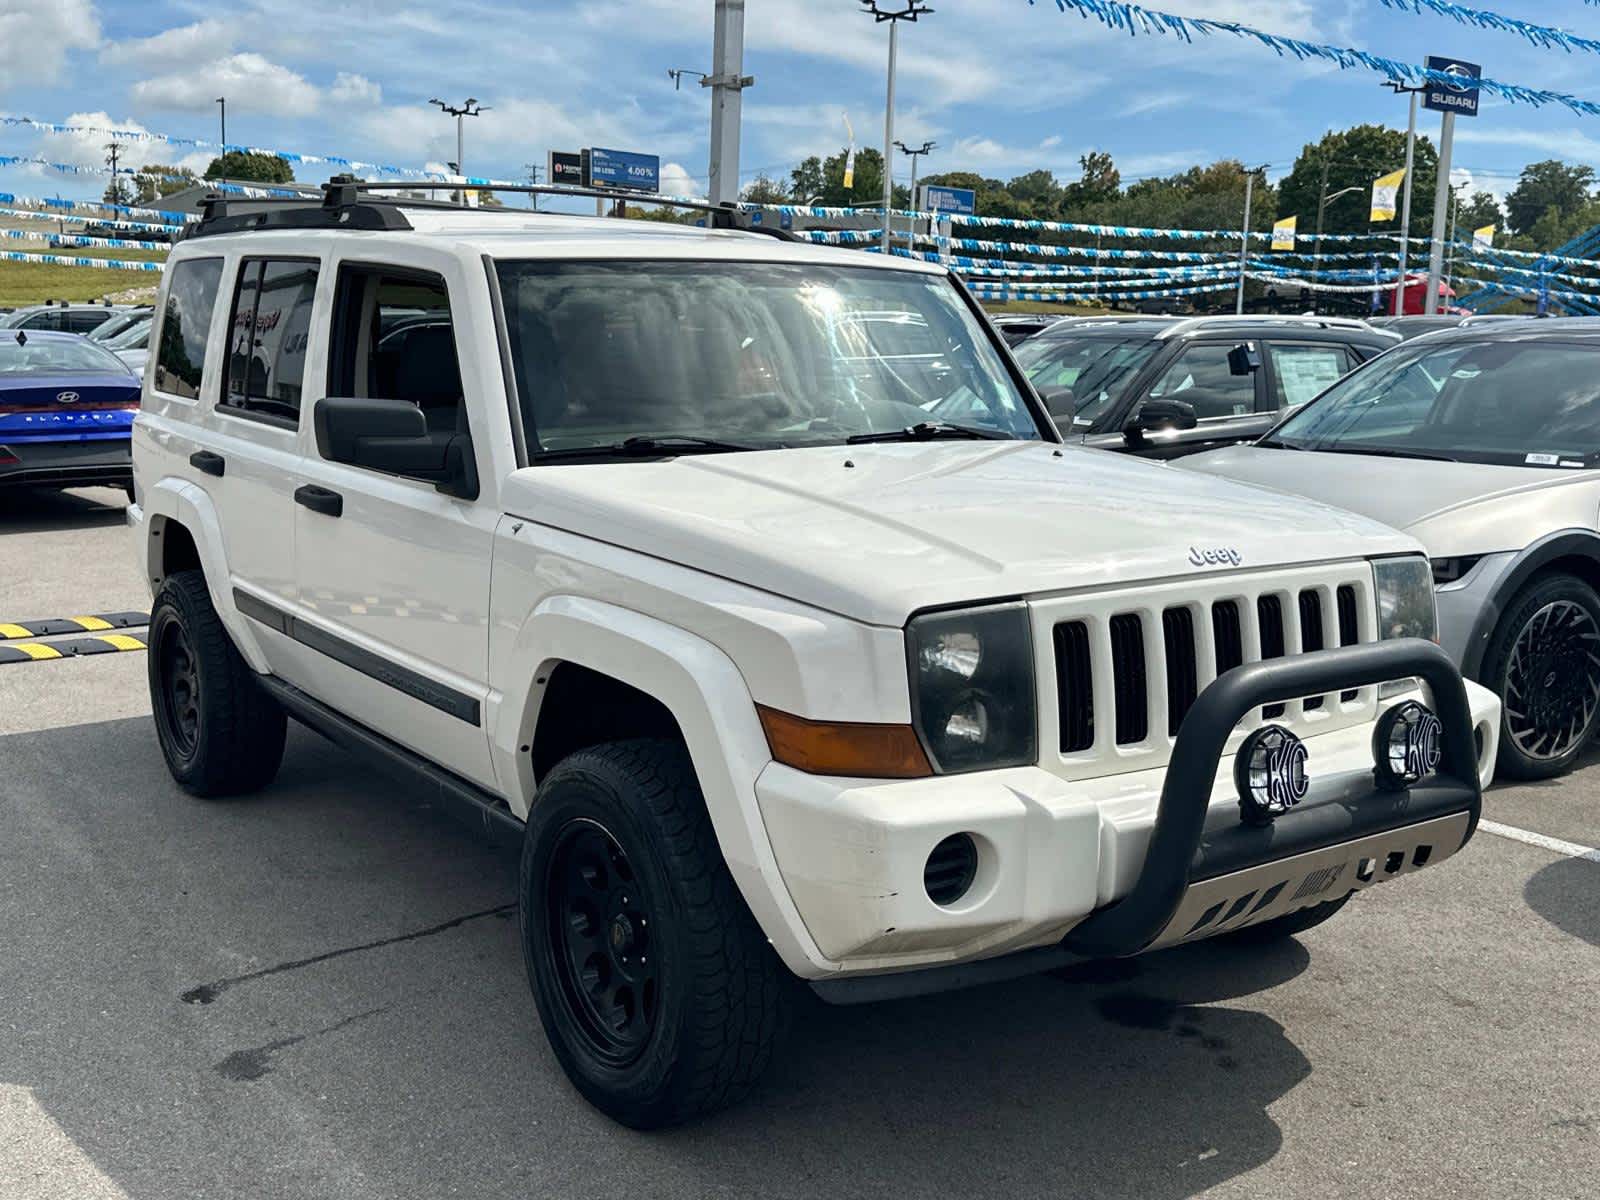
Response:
[1188,545,1242,568]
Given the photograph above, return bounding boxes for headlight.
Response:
[1374,556,1437,642]
[907,602,1036,773]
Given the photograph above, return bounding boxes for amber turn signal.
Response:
[756,705,933,779]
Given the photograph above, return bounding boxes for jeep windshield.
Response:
[1264,337,1600,468]
[1011,332,1161,427]
[493,260,1044,457]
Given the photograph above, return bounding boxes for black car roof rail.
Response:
[182,179,804,243]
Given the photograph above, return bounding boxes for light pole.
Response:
[862,1,933,255]
[1313,180,1362,310]
[1236,164,1268,315]
[215,97,226,150]
[428,97,489,192]
[1384,80,1424,314]
[895,138,935,252]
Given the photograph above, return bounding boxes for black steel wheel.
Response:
[545,819,660,1066]
[147,569,286,796]
[1484,573,1600,780]
[520,739,785,1128]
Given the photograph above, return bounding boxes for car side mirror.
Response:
[1125,398,1199,445]
[1038,385,1077,419]
[314,396,479,500]
[1228,344,1262,376]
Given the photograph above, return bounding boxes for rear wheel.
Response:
[1483,573,1600,781]
[148,570,286,796]
[520,739,785,1128]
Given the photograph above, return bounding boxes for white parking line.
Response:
[1479,819,1600,864]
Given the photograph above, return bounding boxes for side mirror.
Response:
[1228,344,1262,376]
[1038,385,1077,419]
[1125,398,1199,444]
[314,396,479,500]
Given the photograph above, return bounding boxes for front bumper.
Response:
[756,640,1498,988]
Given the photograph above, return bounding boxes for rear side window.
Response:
[65,310,111,333]
[1267,343,1355,410]
[222,258,319,424]
[18,310,61,331]
[154,258,223,399]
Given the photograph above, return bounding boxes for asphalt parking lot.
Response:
[2,486,1597,1200]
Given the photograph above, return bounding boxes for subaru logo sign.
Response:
[1423,56,1481,117]
[1235,725,1310,825]
[55,391,80,404]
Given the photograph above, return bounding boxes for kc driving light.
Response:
[1234,724,1310,825]
[1373,700,1444,791]
[907,603,1036,773]
[1374,556,1437,642]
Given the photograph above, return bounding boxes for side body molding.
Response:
[487,594,831,977]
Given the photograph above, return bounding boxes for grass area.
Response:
[0,250,167,307]
[979,299,1110,315]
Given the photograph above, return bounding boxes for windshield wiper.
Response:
[1256,437,1307,451]
[846,421,1011,445]
[1308,445,1459,463]
[532,435,764,463]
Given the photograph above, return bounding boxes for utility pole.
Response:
[216,97,226,149]
[862,1,933,255]
[428,97,489,194]
[524,163,541,210]
[707,1,754,206]
[1314,158,1330,275]
[895,139,934,253]
[104,141,124,205]
[1236,164,1266,315]
[1425,110,1456,315]
[1384,80,1423,315]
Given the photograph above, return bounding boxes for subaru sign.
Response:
[1422,56,1480,117]
[919,184,977,216]
[586,147,661,193]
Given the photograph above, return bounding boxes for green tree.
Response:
[204,150,295,183]
[1277,124,1438,241]
[789,156,825,203]
[1454,190,1504,237]
[741,173,791,205]
[1506,160,1596,235]
[132,164,196,203]
[1005,168,1063,217]
[1061,151,1120,212]
[102,177,132,206]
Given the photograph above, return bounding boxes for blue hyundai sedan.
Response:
[0,329,141,493]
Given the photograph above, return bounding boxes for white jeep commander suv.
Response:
[128,182,1502,1127]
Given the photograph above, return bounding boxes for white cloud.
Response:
[36,112,212,178]
[660,161,701,198]
[0,0,100,89]
[101,20,233,70]
[131,53,321,117]
[329,73,382,107]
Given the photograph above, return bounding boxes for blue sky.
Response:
[6,0,1600,214]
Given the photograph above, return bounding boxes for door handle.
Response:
[189,450,225,477]
[294,484,343,518]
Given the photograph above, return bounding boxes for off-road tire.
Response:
[1218,894,1351,944]
[1481,572,1600,781]
[520,738,786,1128]
[147,569,286,796]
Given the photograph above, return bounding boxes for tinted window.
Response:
[1012,333,1160,426]
[1147,343,1256,419]
[495,260,1040,451]
[1273,339,1600,467]
[154,258,223,399]
[222,258,318,423]
[1267,343,1352,409]
[19,311,61,331]
[327,265,466,450]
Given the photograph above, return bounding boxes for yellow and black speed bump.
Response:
[0,632,147,665]
[0,612,149,640]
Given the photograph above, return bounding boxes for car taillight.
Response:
[0,447,18,465]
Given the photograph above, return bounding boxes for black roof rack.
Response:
[182,179,804,243]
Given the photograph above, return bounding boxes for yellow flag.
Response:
[1370,168,1405,221]
[841,112,855,191]
[1473,224,1496,249]
[1271,215,1298,251]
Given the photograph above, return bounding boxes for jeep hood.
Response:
[502,442,1416,627]
[1181,445,1598,558]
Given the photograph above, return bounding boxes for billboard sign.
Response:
[920,184,977,216]
[548,150,584,187]
[586,147,661,193]
[1422,56,1481,117]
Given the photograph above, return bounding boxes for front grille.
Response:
[1109,614,1148,745]
[1049,569,1374,764]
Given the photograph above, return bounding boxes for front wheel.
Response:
[519,739,785,1128]
[1482,573,1600,780]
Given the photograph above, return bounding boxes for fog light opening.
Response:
[924,833,979,907]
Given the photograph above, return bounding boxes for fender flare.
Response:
[1461,528,1600,682]
[140,477,271,672]
[488,594,832,977]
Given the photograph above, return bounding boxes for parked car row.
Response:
[125,185,1509,1129]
